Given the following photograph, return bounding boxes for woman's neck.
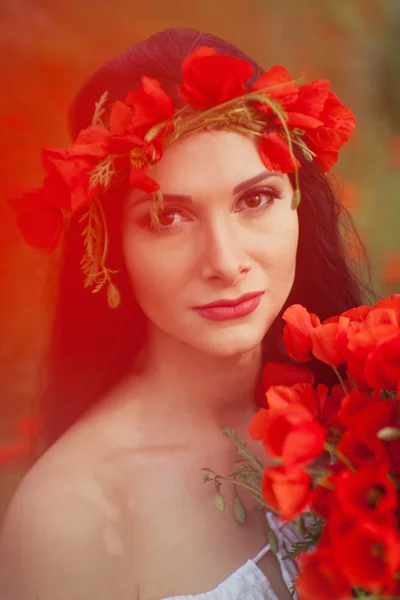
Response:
[123,324,263,443]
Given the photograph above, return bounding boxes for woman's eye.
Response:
[150,208,188,230]
[243,195,264,208]
[158,210,176,227]
[236,187,282,212]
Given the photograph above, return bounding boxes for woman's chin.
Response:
[191,327,267,358]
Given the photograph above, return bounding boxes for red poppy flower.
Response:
[255,388,326,468]
[346,308,399,363]
[265,383,326,420]
[270,79,330,131]
[387,439,400,474]
[309,473,339,520]
[42,148,101,211]
[322,383,350,429]
[364,333,400,390]
[311,316,349,367]
[305,91,356,171]
[339,305,373,323]
[291,80,331,119]
[71,103,162,191]
[129,166,160,193]
[261,362,315,390]
[71,124,113,158]
[260,130,300,173]
[355,399,398,444]
[8,187,64,251]
[338,429,387,469]
[296,547,351,600]
[248,406,269,441]
[125,76,174,136]
[282,304,321,362]
[261,465,312,520]
[374,294,400,326]
[346,351,370,392]
[338,520,400,593]
[336,390,372,429]
[72,105,151,157]
[109,100,135,136]
[179,46,253,110]
[251,65,299,113]
[335,464,398,520]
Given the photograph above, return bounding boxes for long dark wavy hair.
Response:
[39,28,374,448]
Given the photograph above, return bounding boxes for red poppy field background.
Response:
[0,0,399,524]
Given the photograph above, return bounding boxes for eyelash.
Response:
[143,185,284,231]
[236,185,284,212]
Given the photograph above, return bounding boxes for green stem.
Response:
[215,475,265,505]
[324,442,356,473]
[333,366,348,395]
[346,372,358,391]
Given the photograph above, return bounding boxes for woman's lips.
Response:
[193,292,264,321]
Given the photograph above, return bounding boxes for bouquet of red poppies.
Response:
[204,294,400,600]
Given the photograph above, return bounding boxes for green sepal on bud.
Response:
[233,494,247,525]
[291,189,301,210]
[214,490,225,512]
[107,282,121,309]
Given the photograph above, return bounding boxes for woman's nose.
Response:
[198,219,251,285]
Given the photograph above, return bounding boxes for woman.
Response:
[0,28,371,600]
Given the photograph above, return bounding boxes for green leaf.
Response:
[268,528,279,554]
[295,515,306,538]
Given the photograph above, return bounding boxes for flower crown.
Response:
[9,46,355,308]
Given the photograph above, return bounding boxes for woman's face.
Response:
[122,131,298,357]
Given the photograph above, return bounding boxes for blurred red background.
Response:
[0,0,399,522]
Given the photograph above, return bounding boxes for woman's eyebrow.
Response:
[232,170,280,194]
[128,192,192,209]
[128,170,280,209]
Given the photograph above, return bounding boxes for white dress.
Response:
[160,512,299,600]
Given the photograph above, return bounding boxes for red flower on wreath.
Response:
[252,66,355,172]
[125,75,175,136]
[8,146,102,250]
[41,148,101,211]
[180,46,253,110]
[251,65,299,113]
[72,101,162,192]
[260,130,301,174]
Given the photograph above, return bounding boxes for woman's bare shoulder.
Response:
[0,420,139,600]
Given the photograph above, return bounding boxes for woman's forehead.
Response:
[148,130,270,195]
